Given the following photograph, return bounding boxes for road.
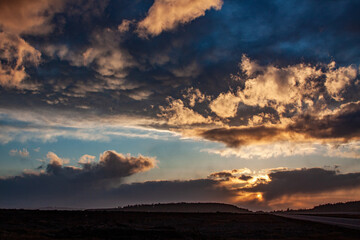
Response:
[275,214,360,230]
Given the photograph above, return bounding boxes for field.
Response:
[0,210,359,239]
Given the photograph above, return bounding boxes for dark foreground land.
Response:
[0,210,359,240]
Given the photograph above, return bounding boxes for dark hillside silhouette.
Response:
[118,202,250,213]
[282,201,360,213]
[311,201,360,212]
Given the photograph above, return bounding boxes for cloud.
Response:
[43,27,138,97]
[158,98,213,126]
[182,87,207,107]
[205,141,360,160]
[0,32,41,88]
[0,150,157,208]
[198,98,360,149]
[289,101,360,141]
[45,28,135,79]
[118,19,134,33]
[137,0,223,37]
[110,179,234,206]
[208,171,235,181]
[200,126,288,148]
[78,154,96,164]
[156,56,358,145]
[236,56,359,113]
[0,107,165,144]
[236,55,323,111]
[243,168,360,201]
[0,0,65,35]
[9,148,29,158]
[0,151,237,209]
[46,152,69,166]
[170,61,202,78]
[44,150,157,181]
[1,160,360,211]
[96,151,157,179]
[127,89,153,101]
[209,92,240,118]
[325,61,358,101]
[203,142,318,159]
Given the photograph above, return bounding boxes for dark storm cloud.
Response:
[44,150,156,182]
[199,101,360,147]
[244,168,360,201]
[0,150,157,208]
[289,101,360,140]
[208,171,235,181]
[109,179,235,206]
[2,164,360,209]
[0,159,235,209]
[200,126,284,148]
[238,175,252,181]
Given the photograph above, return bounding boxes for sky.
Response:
[0,0,360,211]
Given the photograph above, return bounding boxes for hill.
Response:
[118,202,250,213]
[311,201,360,212]
[284,201,360,213]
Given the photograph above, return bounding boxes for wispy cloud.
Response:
[137,0,223,37]
[9,148,29,158]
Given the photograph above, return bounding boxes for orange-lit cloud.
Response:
[0,0,65,35]
[182,87,207,107]
[0,33,41,88]
[0,0,65,88]
[158,98,213,126]
[266,188,360,210]
[137,0,223,37]
[198,100,360,148]
[209,92,240,118]
[242,168,360,202]
[208,167,360,210]
[325,61,358,101]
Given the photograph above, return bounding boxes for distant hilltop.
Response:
[282,201,360,213]
[116,202,251,213]
[311,201,360,212]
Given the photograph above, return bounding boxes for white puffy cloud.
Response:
[137,0,223,37]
